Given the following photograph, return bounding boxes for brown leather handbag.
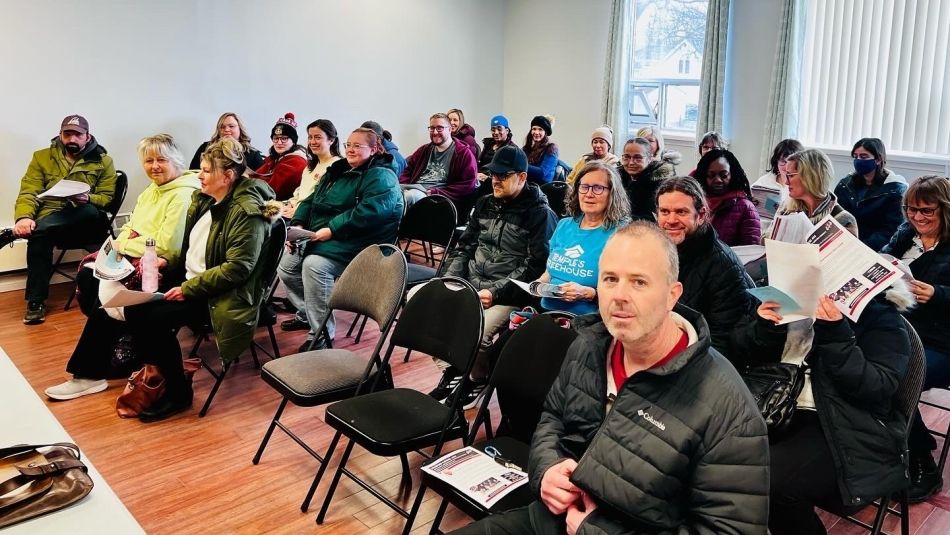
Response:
[0,443,93,528]
[116,358,202,418]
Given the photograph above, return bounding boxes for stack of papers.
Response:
[93,239,134,281]
[510,279,564,298]
[750,174,786,219]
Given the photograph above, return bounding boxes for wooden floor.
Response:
[4,282,950,534]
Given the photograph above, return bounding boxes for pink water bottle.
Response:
[141,238,159,293]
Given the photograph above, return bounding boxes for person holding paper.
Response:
[768,148,858,239]
[655,177,754,358]
[75,134,200,317]
[881,175,950,502]
[732,285,913,534]
[752,138,803,194]
[0,115,117,324]
[534,161,630,315]
[277,127,404,352]
[46,138,279,423]
[451,222,769,535]
[695,148,761,246]
[834,138,907,251]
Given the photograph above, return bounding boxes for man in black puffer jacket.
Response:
[453,222,769,535]
[435,145,557,409]
[655,177,754,360]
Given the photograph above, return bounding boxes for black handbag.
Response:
[740,362,806,433]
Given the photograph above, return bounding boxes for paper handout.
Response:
[93,239,135,281]
[750,184,784,220]
[769,211,815,244]
[421,447,529,509]
[750,240,823,324]
[510,279,564,298]
[37,180,90,199]
[100,288,164,308]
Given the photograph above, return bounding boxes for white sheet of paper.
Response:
[763,239,823,323]
[37,179,91,199]
[100,289,164,308]
[421,447,529,509]
[286,226,314,241]
[509,279,563,298]
[731,245,766,266]
[769,211,815,244]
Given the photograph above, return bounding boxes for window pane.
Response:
[629,0,709,135]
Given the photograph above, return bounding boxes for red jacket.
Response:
[708,191,762,246]
[254,148,307,201]
[399,140,478,202]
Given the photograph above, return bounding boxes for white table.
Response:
[0,348,144,534]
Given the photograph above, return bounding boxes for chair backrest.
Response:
[390,276,484,374]
[541,181,569,218]
[103,170,129,238]
[896,317,926,432]
[398,194,458,248]
[328,244,408,329]
[478,312,578,443]
[257,218,287,303]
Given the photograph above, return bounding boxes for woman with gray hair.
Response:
[533,160,631,314]
[76,133,200,316]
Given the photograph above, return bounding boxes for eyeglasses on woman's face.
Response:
[272,136,291,143]
[344,142,370,150]
[578,184,610,196]
[903,205,938,217]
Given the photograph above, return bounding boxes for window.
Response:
[628,0,708,136]
[798,0,950,155]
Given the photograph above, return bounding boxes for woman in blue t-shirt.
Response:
[535,160,632,314]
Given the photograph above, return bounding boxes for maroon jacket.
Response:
[399,140,478,202]
[708,191,762,246]
[453,123,480,158]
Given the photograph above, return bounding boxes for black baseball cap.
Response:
[484,145,528,174]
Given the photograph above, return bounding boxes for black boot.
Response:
[908,451,943,503]
[139,383,194,423]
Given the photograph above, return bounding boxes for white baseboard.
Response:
[0,239,88,275]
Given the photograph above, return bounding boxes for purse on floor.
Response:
[116,358,201,418]
[740,362,806,433]
[0,443,93,528]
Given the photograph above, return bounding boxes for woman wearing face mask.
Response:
[189,112,264,171]
[448,108,480,159]
[564,126,620,185]
[695,149,761,246]
[834,138,907,251]
[617,137,665,221]
[253,112,308,201]
[523,115,559,185]
[280,119,341,219]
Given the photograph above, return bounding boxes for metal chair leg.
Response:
[316,439,356,524]
[301,430,342,512]
[869,497,889,535]
[429,499,449,535]
[249,343,261,369]
[399,453,412,489]
[403,349,413,363]
[354,315,369,343]
[900,488,910,535]
[346,314,361,338]
[402,482,429,535]
[267,325,281,359]
[198,362,230,417]
[252,398,289,464]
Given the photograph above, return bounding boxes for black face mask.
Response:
[64,143,82,155]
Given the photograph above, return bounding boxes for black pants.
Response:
[25,204,101,302]
[449,500,566,535]
[76,267,100,317]
[769,410,846,535]
[66,297,209,399]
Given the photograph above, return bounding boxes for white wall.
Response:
[0,0,506,228]
[502,0,613,165]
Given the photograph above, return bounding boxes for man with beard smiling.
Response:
[399,112,478,212]
[654,176,753,360]
[0,115,116,324]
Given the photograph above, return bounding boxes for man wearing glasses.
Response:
[399,112,477,211]
[433,145,557,409]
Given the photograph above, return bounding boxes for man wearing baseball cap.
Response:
[433,145,558,409]
[0,115,117,324]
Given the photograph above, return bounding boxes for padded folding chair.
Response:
[826,317,926,535]
[347,194,457,343]
[424,312,578,534]
[252,244,407,472]
[59,170,129,310]
[307,277,484,535]
[540,181,569,218]
[188,218,286,416]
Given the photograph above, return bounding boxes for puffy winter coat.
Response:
[618,161,665,222]
[882,222,950,355]
[708,191,762,246]
[114,172,200,266]
[176,177,277,364]
[254,146,308,201]
[291,153,403,264]
[677,225,755,358]
[453,123,480,159]
[443,183,557,301]
[731,296,911,507]
[835,170,907,251]
[400,140,478,203]
[15,137,117,221]
[531,308,769,534]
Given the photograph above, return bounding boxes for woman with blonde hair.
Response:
[635,125,680,178]
[771,148,857,236]
[189,112,264,170]
[448,108,479,158]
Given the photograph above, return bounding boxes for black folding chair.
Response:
[540,181,569,218]
[59,170,129,310]
[424,312,578,533]
[307,277,484,535]
[188,218,286,416]
[252,244,408,474]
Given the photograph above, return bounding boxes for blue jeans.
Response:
[908,347,950,453]
[277,251,346,340]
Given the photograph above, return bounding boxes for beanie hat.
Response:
[530,115,553,136]
[591,126,613,148]
[490,115,509,129]
[271,112,299,144]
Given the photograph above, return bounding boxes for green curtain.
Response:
[696,0,731,137]
[760,0,804,169]
[602,0,634,143]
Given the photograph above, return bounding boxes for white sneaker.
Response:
[45,378,108,400]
